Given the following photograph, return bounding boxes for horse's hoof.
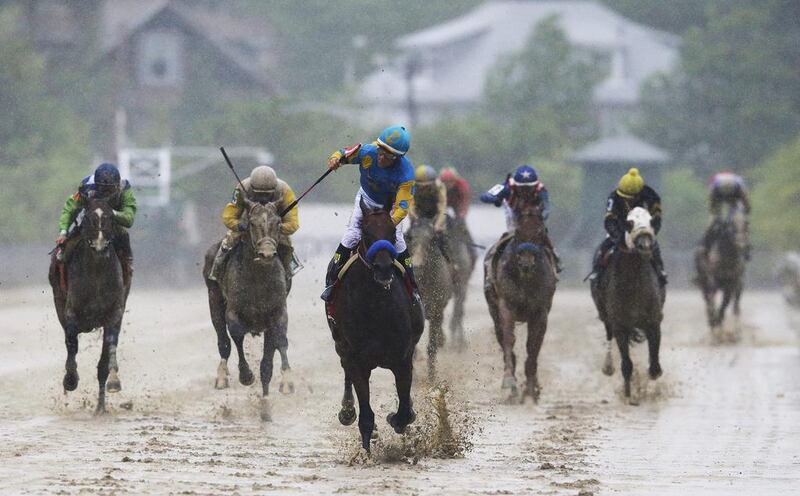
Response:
[338,404,356,426]
[602,363,615,376]
[106,371,121,393]
[260,398,272,422]
[94,404,107,416]
[649,364,663,380]
[501,375,516,390]
[63,371,79,392]
[214,377,229,390]
[239,368,255,386]
[278,371,295,394]
[386,410,414,434]
[526,384,541,403]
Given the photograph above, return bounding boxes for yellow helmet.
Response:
[415,164,437,183]
[617,168,644,198]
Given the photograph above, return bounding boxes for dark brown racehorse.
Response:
[48,198,127,414]
[484,201,557,403]
[327,199,425,452]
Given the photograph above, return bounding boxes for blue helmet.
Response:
[511,165,539,186]
[377,125,411,156]
[94,163,121,186]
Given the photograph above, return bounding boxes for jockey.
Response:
[321,125,418,302]
[409,164,447,232]
[56,163,137,288]
[439,167,471,221]
[589,167,666,285]
[703,171,751,258]
[480,165,562,272]
[208,165,299,291]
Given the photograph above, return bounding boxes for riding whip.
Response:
[279,143,362,218]
[219,147,248,198]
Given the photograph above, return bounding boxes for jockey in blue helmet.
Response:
[481,165,561,272]
[321,125,419,302]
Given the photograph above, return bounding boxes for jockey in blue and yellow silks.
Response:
[320,125,418,302]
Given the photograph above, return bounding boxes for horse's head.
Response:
[244,198,281,263]
[511,240,543,277]
[360,198,397,289]
[625,206,656,256]
[514,203,545,243]
[409,216,437,267]
[83,198,114,253]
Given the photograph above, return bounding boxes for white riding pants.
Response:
[341,188,407,253]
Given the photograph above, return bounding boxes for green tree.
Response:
[637,0,800,175]
[0,6,90,243]
[600,0,714,34]
[484,16,605,158]
[750,135,800,250]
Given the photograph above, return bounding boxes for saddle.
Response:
[325,252,412,331]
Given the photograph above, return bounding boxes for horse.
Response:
[443,216,477,349]
[694,208,746,334]
[591,206,665,399]
[407,216,453,381]
[202,199,293,422]
[48,197,127,414]
[327,199,425,452]
[484,202,557,403]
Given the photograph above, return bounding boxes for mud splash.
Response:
[345,383,475,465]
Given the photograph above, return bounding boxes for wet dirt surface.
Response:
[1,263,799,495]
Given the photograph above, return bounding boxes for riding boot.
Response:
[208,244,230,282]
[544,231,563,273]
[397,249,422,304]
[652,242,668,286]
[113,228,134,292]
[320,244,351,302]
[277,244,294,295]
[587,238,612,282]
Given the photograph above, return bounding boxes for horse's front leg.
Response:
[209,285,231,389]
[228,318,254,386]
[388,359,416,433]
[95,325,119,414]
[259,332,277,422]
[338,371,356,425]
[602,322,615,376]
[427,310,444,383]
[271,309,294,395]
[497,299,518,400]
[523,312,548,403]
[105,323,122,393]
[717,287,733,327]
[350,366,375,452]
[63,318,80,392]
[645,324,662,380]
[450,281,467,350]
[614,327,634,399]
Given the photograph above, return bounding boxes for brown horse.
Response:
[327,199,425,452]
[484,202,557,403]
[49,198,127,414]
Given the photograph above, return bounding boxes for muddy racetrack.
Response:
[1,260,799,495]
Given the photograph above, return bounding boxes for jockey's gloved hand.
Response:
[56,231,67,245]
[237,220,249,232]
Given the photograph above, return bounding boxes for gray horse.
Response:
[408,216,453,381]
[203,200,293,421]
[591,207,665,399]
[694,210,746,335]
[49,198,127,414]
[484,202,557,403]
